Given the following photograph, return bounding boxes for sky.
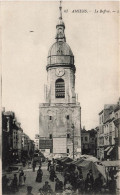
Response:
[1,1,119,140]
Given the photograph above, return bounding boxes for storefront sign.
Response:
[39,139,53,149]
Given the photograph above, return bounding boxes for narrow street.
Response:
[14,162,64,195]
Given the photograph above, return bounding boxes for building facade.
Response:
[89,129,97,156]
[12,121,23,161]
[2,110,15,167]
[113,100,120,160]
[39,3,81,157]
[97,99,120,160]
[2,108,34,167]
[81,129,90,154]
[35,134,40,150]
[21,133,34,160]
[81,128,97,156]
[2,109,23,165]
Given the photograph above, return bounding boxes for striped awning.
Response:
[107,146,114,155]
[104,146,110,152]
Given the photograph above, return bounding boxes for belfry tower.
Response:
[39,1,81,156]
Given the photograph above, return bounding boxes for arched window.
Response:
[55,78,65,98]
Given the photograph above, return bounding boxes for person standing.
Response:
[64,180,73,195]
[74,166,79,178]
[108,175,116,194]
[94,173,103,193]
[36,166,43,183]
[39,158,42,167]
[2,175,9,193]
[47,160,51,171]
[42,181,52,194]
[32,161,36,172]
[64,173,70,187]
[49,167,56,182]
[77,173,84,194]
[87,169,94,189]
[55,178,60,193]
[19,170,26,186]
[11,174,18,193]
[73,166,79,191]
[70,170,76,190]
[85,173,93,193]
[55,177,63,193]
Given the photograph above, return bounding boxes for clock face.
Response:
[56,68,65,77]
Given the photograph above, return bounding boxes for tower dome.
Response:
[46,1,75,71]
[48,42,73,57]
[47,42,74,69]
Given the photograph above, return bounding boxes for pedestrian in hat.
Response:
[26,186,34,195]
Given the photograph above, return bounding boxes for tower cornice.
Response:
[46,64,76,72]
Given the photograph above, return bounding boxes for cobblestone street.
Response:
[13,162,63,195]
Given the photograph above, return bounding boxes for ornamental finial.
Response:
[59,0,62,19]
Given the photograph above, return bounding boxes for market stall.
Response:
[66,155,106,180]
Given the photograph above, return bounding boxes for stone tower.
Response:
[39,1,81,156]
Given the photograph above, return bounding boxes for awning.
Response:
[105,146,111,152]
[107,146,114,155]
[102,160,120,167]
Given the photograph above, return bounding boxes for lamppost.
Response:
[71,123,74,159]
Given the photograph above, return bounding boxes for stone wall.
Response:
[39,103,81,154]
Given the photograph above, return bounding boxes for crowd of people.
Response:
[2,158,118,195]
[29,158,117,195]
[2,169,26,194]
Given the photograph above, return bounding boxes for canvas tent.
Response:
[66,155,106,180]
[56,157,73,164]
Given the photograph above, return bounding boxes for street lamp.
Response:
[71,123,74,159]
